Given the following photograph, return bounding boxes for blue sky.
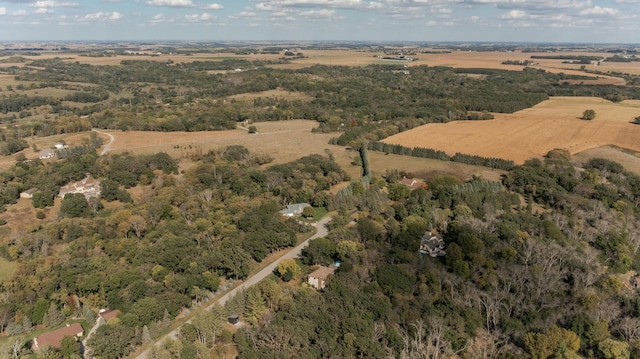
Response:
[0,0,639,43]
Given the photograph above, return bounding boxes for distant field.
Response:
[99,120,337,164]
[3,49,637,84]
[413,50,628,84]
[368,152,504,181]
[574,146,640,175]
[383,97,640,165]
[96,120,502,181]
[226,88,314,101]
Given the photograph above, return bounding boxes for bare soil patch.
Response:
[383,97,640,165]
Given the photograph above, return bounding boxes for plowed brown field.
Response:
[382,97,640,164]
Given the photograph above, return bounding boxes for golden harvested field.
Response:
[413,50,628,84]
[99,120,503,180]
[383,97,640,165]
[100,120,338,164]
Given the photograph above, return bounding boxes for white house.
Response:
[279,203,311,217]
[38,149,56,160]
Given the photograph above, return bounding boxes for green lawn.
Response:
[311,207,328,222]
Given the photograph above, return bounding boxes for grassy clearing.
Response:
[0,257,18,284]
[226,88,314,102]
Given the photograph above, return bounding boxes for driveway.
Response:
[131,216,331,359]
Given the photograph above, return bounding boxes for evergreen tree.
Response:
[244,287,266,326]
[43,302,64,327]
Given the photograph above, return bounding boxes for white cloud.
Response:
[251,0,373,10]
[76,11,123,22]
[33,7,53,13]
[101,0,121,2]
[29,1,79,8]
[299,8,336,17]
[237,11,258,17]
[146,0,194,7]
[0,7,6,16]
[501,9,527,19]
[579,6,619,16]
[150,13,167,23]
[185,12,215,22]
[13,10,28,16]
[201,3,224,10]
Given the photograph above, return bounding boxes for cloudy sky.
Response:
[0,0,638,43]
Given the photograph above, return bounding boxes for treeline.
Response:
[604,55,639,63]
[530,55,603,63]
[502,59,535,66]
[0,95,58,114]
[367,141,515,170]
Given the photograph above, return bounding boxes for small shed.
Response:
[228,314,239,325]
[20,188,38,199]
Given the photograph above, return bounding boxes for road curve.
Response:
[92,129,115,156]
[132,216,331,359]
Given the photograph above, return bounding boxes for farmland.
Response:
[3,43,640,359]
[382,96,640,164]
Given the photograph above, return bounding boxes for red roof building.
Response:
[99,309,120,323]
[307,266,336,290]
[400,177,427,190]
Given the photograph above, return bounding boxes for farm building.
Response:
[308,266,336,290]
[401,177,427,190]
[32,323,83,352]
[59,176,101,198]
[38,149,56,160]
[279,203,311,217]
[20,188,38,199]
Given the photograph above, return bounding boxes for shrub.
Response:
[582,109,596,120]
